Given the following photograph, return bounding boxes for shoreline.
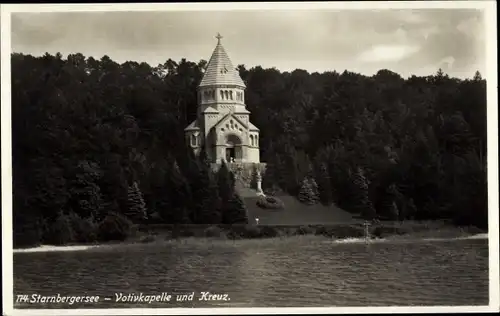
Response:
[13,232,489,254]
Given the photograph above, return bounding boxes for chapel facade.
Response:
[184,34,261,164]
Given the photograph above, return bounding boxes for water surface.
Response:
[13,237,489,308]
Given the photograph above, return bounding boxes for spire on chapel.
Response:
[199,33,246,88]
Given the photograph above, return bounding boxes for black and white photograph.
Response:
[1,2,498,315]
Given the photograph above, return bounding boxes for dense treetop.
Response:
[11,52,488,246]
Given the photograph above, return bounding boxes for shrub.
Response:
[148,212,163,223]
[243,225,262,238]
[312,225,368,238]
[462,226,487,234]
[256,196,285,210]
[263,185,282,196]
[14,217,44,248]
[330,225,366,238]
[225,229,243,240]
[315,226,336,237]
[43,212,75,245]
[294,225,315,235]
[225,224,262,239]
[372,225,411,238]
[97,212,133,242]
[277,226,290,237]
[67,211,98,243]
[139,235,156,243]
[258,226,281,238]
[176,227,196,238]
[204,225,225,238]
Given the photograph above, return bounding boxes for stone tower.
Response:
[184,33,261,164]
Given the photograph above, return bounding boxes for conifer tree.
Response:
[309,176,320,199]
[10,52,489,246]
[158,161,192,224]
[473,71,482,81]
[126,181,148,223]
[171,161,192,223]
[217,160,235,203]
[388,201,400,221]
[181,149,204,223]
[66,161,103,219]
[400,198,417,221]
[315,163,334,205]
[193,163,222,224]
[222,193,248,224]
[43,211,75,245]
[378,183,400,220]
[198,145,212,169]
[297,177,319,205]
[98,199,118,222]
[350,167,376,219]
[262,158,282,194]
[182,147,202,186]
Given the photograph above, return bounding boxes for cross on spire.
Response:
[216,32,223,44]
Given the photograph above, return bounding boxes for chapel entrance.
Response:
[226,147,235,162]
[225,134,242,163]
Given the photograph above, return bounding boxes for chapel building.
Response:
[184,33,261,164]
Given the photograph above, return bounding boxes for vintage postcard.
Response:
[1,1,498,315]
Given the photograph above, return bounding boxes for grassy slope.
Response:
[243,194,359,225]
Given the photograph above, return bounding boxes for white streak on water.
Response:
[13,244,100,253]
[326,233,488,245]
[13,234,488,253]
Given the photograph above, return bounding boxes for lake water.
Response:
[13,236,489,308]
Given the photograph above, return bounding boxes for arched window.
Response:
[255,136,259,147]
[191,134,197,147]
[250,135,254,146]
[230,91,233,100]
[224,90,229,100]
[220,90,224,100]
[211,90,215,99]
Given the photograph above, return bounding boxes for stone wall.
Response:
[211,162,266,189]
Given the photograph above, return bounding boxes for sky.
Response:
[8,8,486,79]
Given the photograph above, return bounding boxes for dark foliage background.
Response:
[11,52,488,246]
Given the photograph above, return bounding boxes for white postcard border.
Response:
[1,2,498,315]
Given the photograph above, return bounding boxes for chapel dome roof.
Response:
[199,33,246,89]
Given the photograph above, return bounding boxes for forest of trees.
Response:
[11,52,488,247]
